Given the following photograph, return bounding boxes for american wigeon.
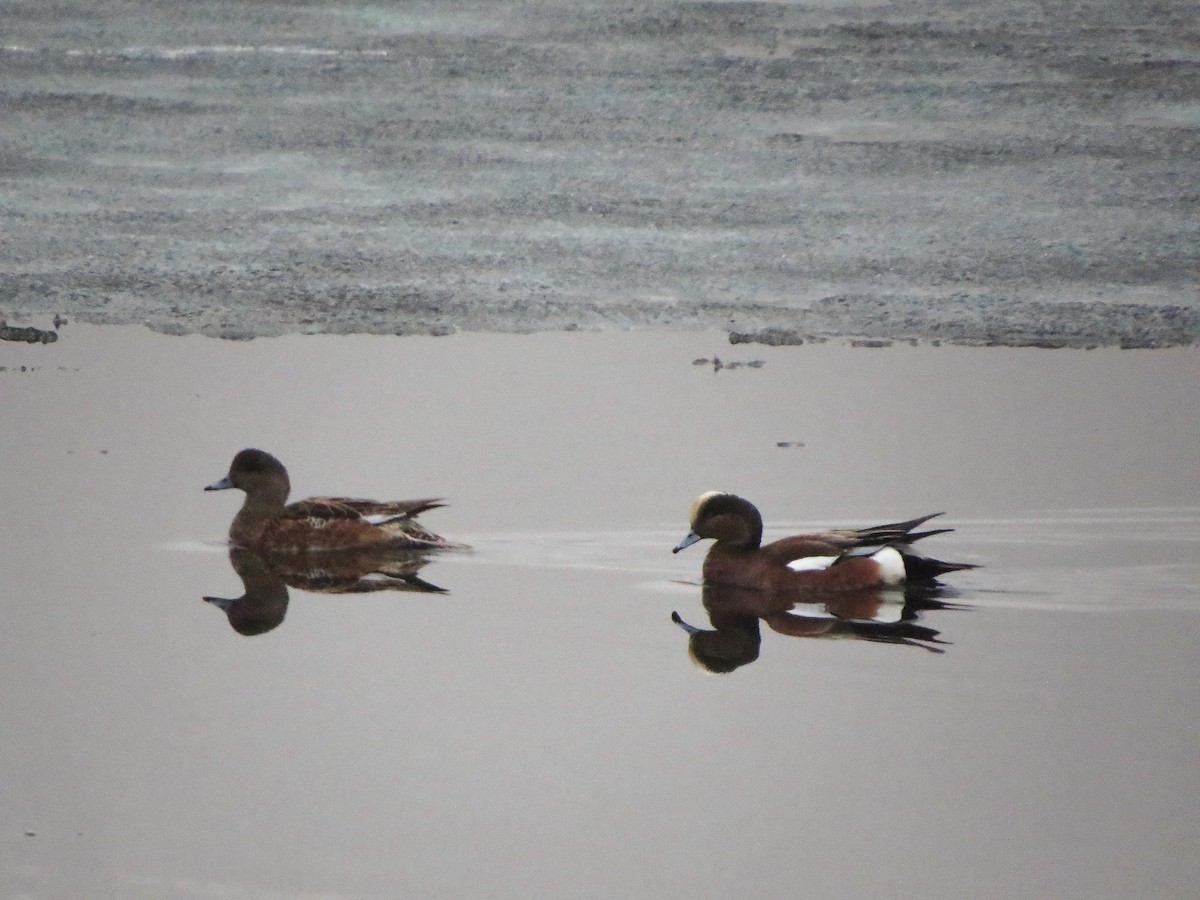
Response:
[203,549,289,637]
[204,547,446,637]
[205,449,456,552]
[671,583,953,671]
[673,492,976,593]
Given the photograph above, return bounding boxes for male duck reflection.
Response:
[672,584,956,672]
[205,448,458,552]
[673,492,975,592]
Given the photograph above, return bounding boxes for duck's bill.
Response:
[671,611,704,634]
[204,476,234,491]
[672,530,702,553]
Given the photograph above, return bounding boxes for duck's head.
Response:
[672,491,764,553]
[205,448,291,506]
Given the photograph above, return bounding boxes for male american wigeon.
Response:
[671,583,952,671]
[205,448,456,552]
[673,492,975,593]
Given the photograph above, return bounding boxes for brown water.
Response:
[2,326,1197,898]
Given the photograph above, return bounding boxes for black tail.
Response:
[845,619,949,653]
[900,548,979,583]
[847,619,943,643]
[840,514,977,584]
[905,527,954,543]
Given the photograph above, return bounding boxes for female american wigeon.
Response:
[673,491,975,593]
[204,547,446,637]
[205,448,456,553]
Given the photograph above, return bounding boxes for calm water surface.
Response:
[2,326,1197,899]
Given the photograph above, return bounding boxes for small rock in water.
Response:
[693,355,767,372]
[0,322,58,344]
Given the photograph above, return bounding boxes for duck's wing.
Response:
[759,533,859,565]
[283,571,447,594]
[311,496,446,520]
[830,513,950,546]
[280,498,365,521]
[751,515,974,587]
[267,546,448,592]
[759,514,950,563]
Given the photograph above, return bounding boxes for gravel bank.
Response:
[1,1,1197,346]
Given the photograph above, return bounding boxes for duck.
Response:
[670,583,953,672]
[204,547,447,637]
[205,448,456,553]
[673,491,975,593]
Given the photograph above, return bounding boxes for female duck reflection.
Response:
[671,493,977,670]
[205,547,448,636]
[203,449,464,636]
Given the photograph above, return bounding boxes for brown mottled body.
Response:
[207,449,455,553]
[228,495,447,552]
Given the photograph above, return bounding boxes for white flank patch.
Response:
[358,573,403,584]
[850,595,908,623]
[871,546,907,585]
[786,555,838,573]
[363,513,403,525]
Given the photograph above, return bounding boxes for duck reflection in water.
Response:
[672,584,960,672]
[671,493,978,670]
[205,546,447,636]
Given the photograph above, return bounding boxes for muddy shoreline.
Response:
[2,1,1197,347]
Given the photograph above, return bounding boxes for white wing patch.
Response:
[786,555,838,573]
[866,596,907,622]
[786,547,907,584]
[871,546,907,585]
[363,513,404,526]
